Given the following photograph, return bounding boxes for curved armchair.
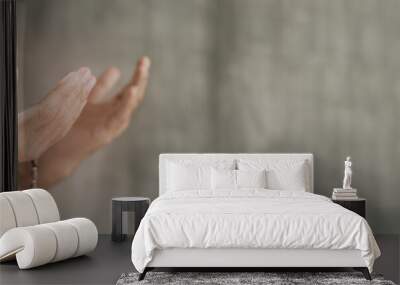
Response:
[0,189,97,269]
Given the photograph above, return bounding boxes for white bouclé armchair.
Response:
[0,189,98,269]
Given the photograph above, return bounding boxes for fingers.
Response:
[60,67,89,83]
[128,56,151,102]
[120,86,140,119]
[46,67,95,117]
[137,56,151,101]
[131,56,151,84]
[107,86,140,135]
[89,67,121,103]
[53,67,95,101]
[105,56,151,136]
[58,67,95,96]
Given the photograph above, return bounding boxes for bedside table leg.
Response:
[112,202,124,242]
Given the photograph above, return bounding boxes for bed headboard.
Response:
[159,153,314,195]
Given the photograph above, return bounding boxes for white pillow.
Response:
[166,159,236,192]
[211,169,236,189]
[237,159,307,191]
[211,169,267,190]
[237,169,267,188]
[167,162,211,191]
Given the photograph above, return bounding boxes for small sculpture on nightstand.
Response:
[343,156,352,189]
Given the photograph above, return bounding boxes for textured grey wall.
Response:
[18,0,400,233]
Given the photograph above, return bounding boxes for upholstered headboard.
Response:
[159,153,314,195]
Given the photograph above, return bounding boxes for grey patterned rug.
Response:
[116,272,396,285]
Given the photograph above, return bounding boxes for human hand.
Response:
[18,68,96,162]
[19,57,151,189]
[68,56,151,153]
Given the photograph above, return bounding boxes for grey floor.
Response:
[0,235,399,285]
[0,235,133,285]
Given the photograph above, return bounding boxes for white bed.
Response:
[131,154,380,280]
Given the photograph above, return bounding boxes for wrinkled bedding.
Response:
[131,189,380,272]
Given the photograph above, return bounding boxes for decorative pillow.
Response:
[166,162,211,191]
[268,164,306,191]
[237,159,308,191]
[211,169,236,189]
[166,159,236,192]
[236,169,267,188]
[211,169,267,190]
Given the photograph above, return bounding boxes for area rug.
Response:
[116,272,396,285]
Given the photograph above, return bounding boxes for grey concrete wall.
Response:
[18,0,400,233]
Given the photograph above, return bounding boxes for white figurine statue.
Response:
[342,156,352,189]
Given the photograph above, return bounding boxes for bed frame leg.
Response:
[354,267,371,280]
[138,268,148,281]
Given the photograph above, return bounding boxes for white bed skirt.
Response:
[148,248,366,268]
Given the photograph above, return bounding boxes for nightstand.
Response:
[332,198,366,218]
[111,197,150,242]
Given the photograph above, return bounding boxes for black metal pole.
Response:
[0,0,17,192]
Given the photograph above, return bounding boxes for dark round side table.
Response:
[112,197,150,242]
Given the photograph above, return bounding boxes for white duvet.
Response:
[131,189,380,273]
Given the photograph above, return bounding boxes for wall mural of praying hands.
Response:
[18,56,151,189]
